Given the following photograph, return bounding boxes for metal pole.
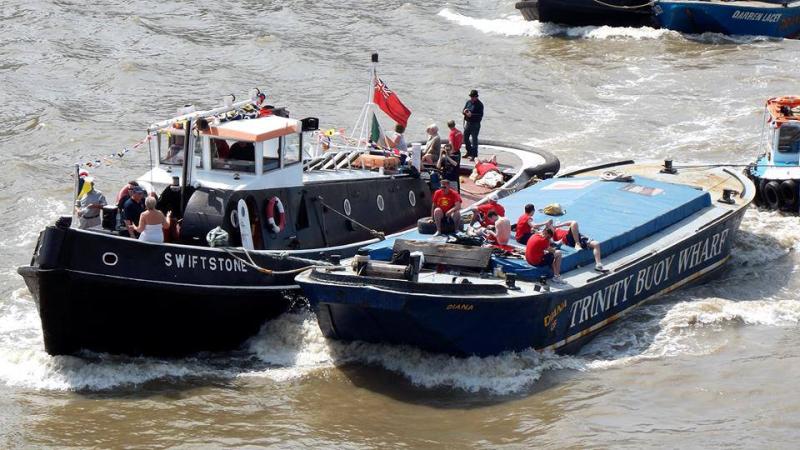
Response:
[180,118,194,217]
[72,163,80,228]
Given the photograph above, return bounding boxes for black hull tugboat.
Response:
[297,161,754,357]
[18,66,560,356]
[745,96,800,213]
[515,0,656,28]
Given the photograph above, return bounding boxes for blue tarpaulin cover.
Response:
[364,176,711,279]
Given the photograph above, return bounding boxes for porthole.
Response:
[408,190,416,207]
[376,194,385,212]
[343,199,352,216]
[102,252,118,266]
[230,210,239,228]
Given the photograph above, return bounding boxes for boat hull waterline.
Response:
[515,0,656,28]
[301,213,743,356]
[19,142,559,356]
[297,164,754,357]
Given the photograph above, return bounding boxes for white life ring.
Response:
[266,196,286,234]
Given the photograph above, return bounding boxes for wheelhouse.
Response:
[765,96,800,166]
[146,115,307,192]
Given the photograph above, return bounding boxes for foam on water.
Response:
[1,205,798,394]
[246,310,585,395]
[438,8,669,40]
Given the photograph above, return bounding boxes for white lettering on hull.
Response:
[163,252,248,273]
[568,228,731,329]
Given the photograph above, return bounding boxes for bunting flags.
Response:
[373,76,411,128]
[76,134,152,170]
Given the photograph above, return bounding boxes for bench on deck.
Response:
[392,239,493,269]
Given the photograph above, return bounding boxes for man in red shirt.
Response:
[431,179,462,235]
[515,203,552,245]
[447,120,463,155]
[472,194,506,227]
[552,221,607,272]
[525,228,562,281]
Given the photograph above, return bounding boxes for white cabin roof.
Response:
[205,116,300,143]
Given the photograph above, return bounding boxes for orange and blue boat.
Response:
[746,96,800,212]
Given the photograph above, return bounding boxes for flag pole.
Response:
[350,53,378,150]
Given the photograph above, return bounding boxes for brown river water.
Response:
[1,1,799,447]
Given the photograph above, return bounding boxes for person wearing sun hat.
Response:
[75,177,107,229]
[462,89,484,161]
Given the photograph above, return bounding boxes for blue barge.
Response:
[297,161,755,356]
[654,1,800,39]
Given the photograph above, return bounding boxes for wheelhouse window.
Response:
[211,138,256,173]
[284,133,301,166]
[262,138,281,173]
[158,129,203,169]
[778,124,800,153]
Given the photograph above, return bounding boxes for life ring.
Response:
[780,180,798,209]
[265,196,286,234]
[763,180,781,210]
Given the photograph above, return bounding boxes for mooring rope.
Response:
[221,247,328,276]
[315,196,386,240]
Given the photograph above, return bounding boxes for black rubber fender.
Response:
[417,217,436,235]
[779,180,798,209]
[763,180,781,210]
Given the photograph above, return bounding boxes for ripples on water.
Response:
[2,0,800,446]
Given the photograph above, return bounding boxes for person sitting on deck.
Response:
[421,124,441,165]
[470,193,506,227]
[552,221,607,273]
[470,154,504,188]
[431,178,462,236]
[515,203,552,245]
[437,143,461,192]
[480,211,511,246]
[525,228,563,282]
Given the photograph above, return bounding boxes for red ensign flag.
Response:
[373,78,411,128]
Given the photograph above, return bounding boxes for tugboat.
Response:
[515,0,656,28]
[746,96,800,212]
[17,57,560,357]
[297,160,754,356]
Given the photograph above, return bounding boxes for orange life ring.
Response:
[265,196,286,234]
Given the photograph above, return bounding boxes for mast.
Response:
[350,53,381,150]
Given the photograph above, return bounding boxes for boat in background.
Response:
[515,0,656,28]
[297,161,754,357]
[746,96,800,212]
[654,1,800,39]
[17,54,560,357]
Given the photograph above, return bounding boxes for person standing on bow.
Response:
[462,89,483,161]
[75,177,107,229]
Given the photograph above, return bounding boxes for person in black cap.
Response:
[462,89,484,161]
[122,187,147,237]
